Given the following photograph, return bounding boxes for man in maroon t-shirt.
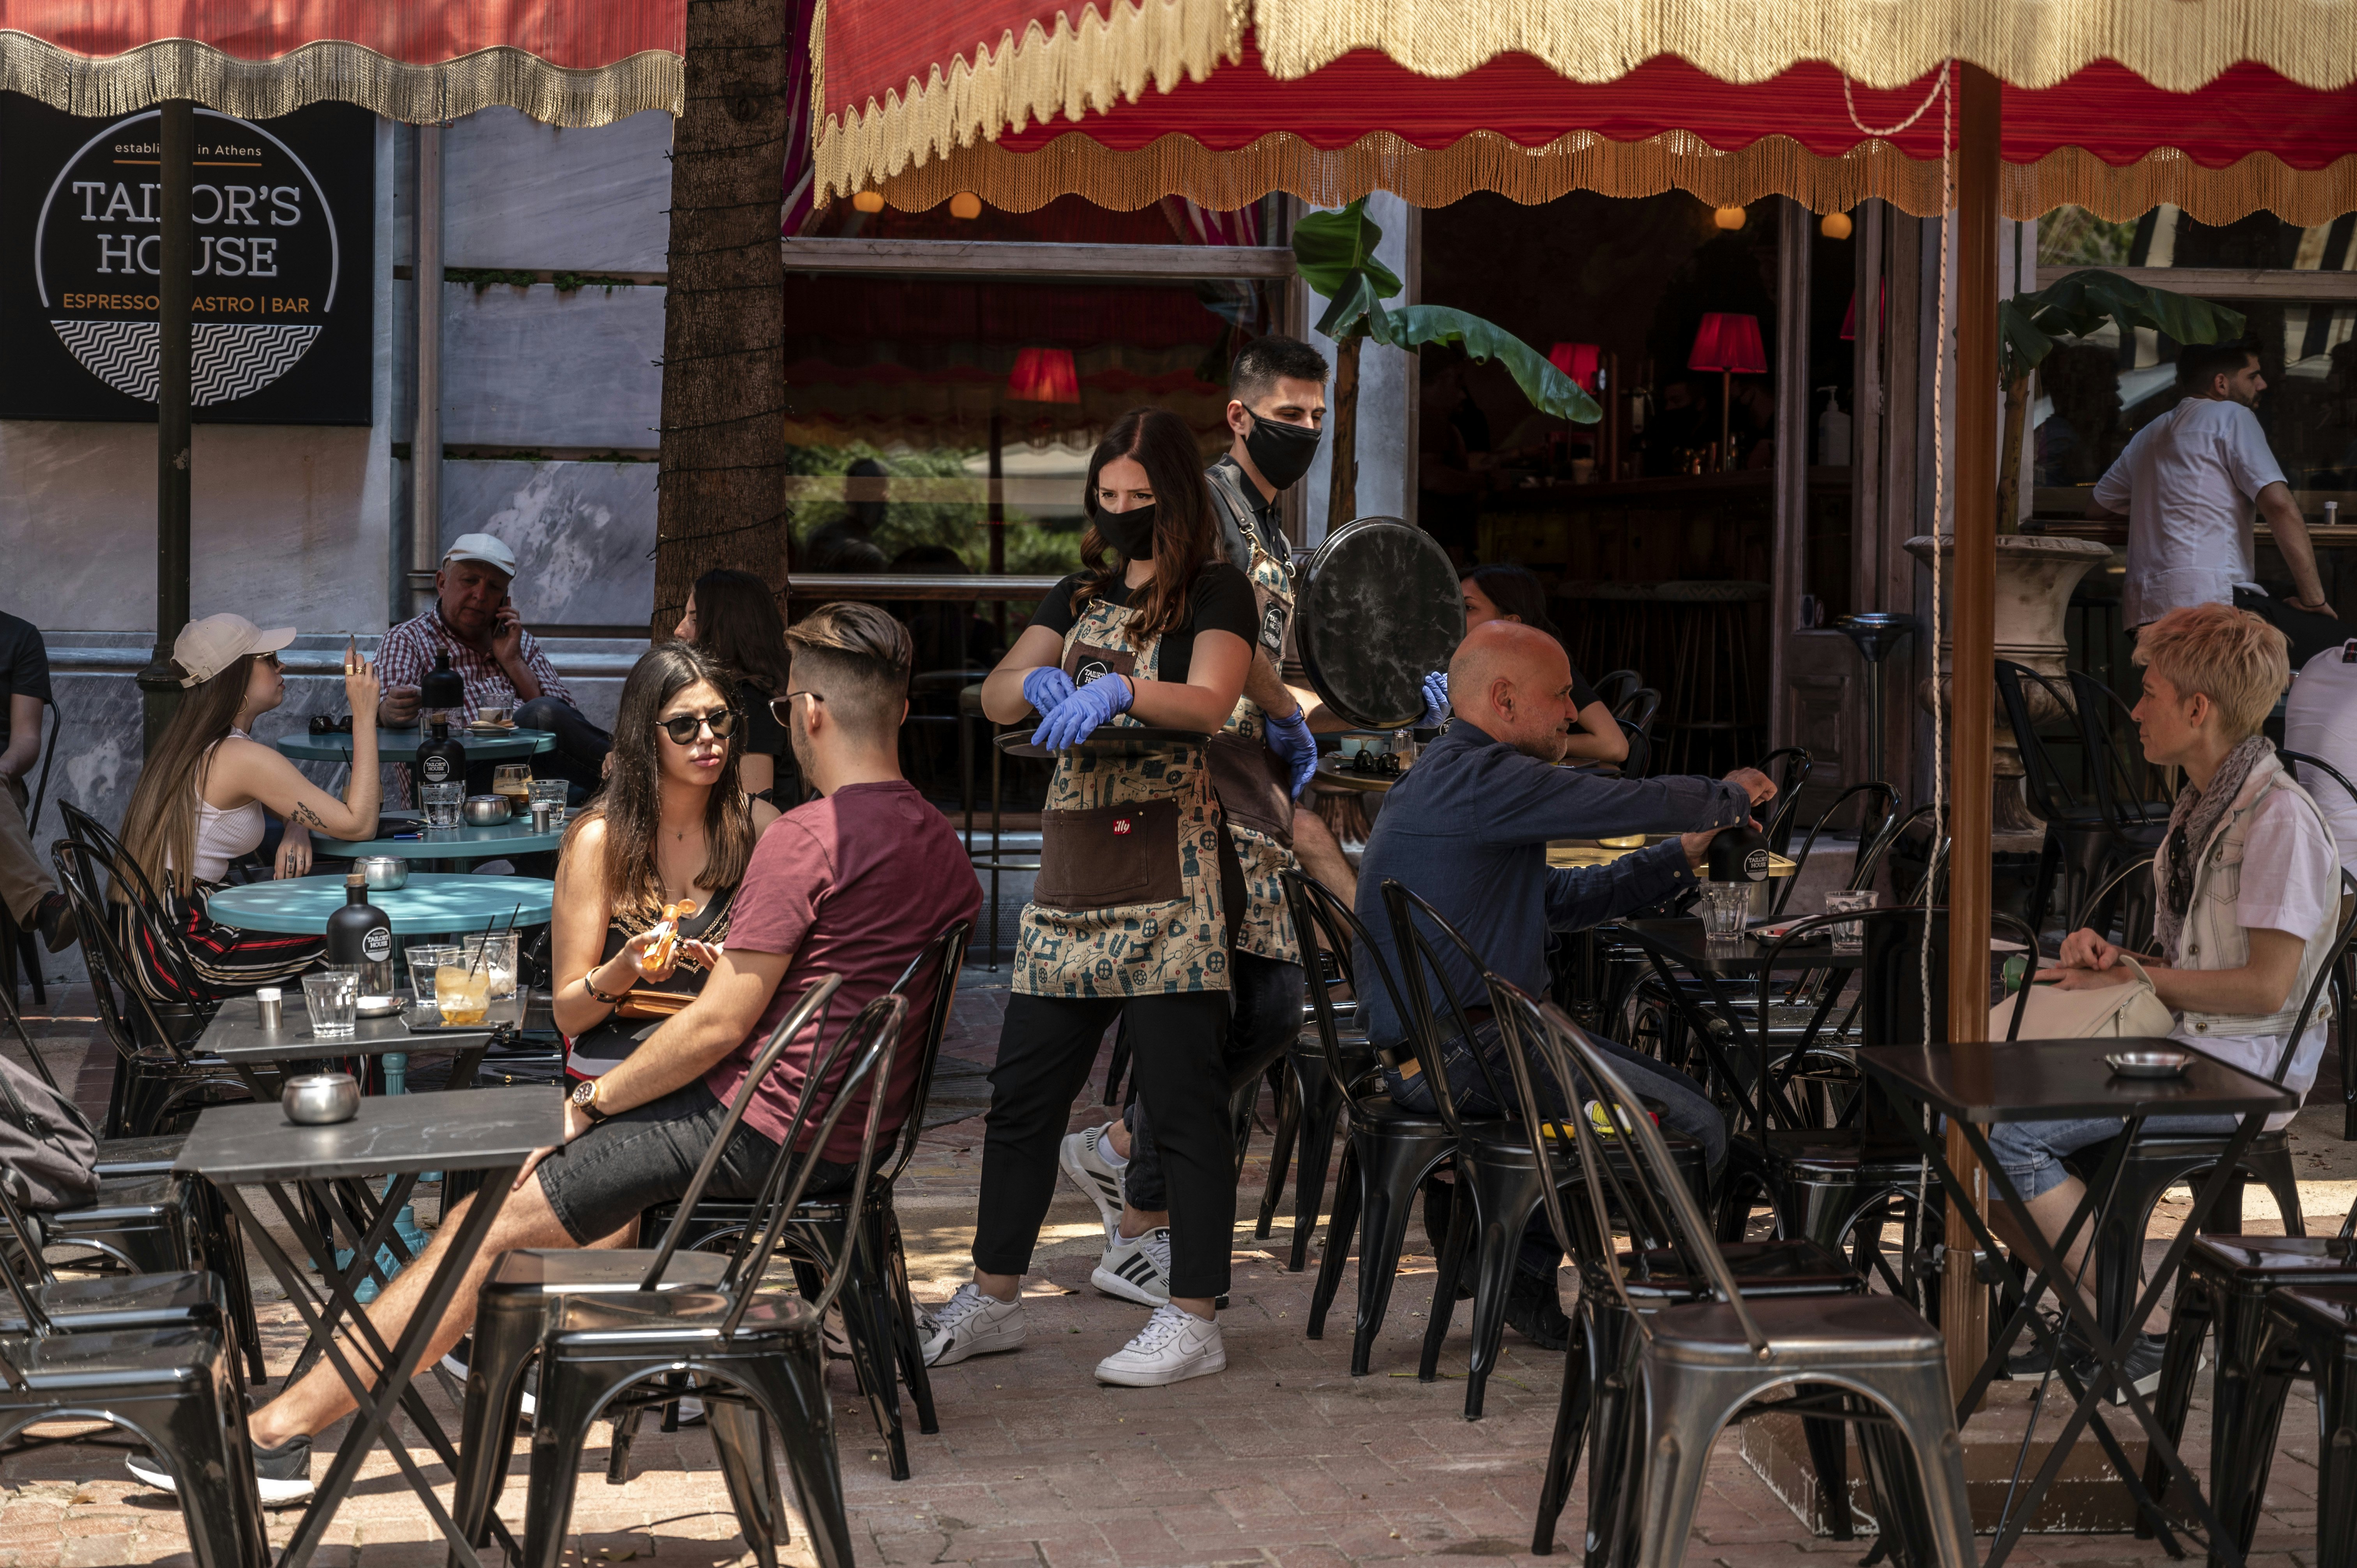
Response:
[185,604,979,1506]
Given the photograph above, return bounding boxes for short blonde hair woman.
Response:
[1986,603,2343,1381]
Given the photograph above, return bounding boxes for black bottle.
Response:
[326,872,396,997]
[1706,819,1771,883]
[421,650,465,716]
[417,719,466,789]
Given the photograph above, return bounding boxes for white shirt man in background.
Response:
[2091,337,2338,663]
[2283,639,2357,875]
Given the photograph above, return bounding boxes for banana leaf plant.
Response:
[1292,198,1601,526]
[1995,269,2245,532]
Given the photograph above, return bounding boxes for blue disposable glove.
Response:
[1023,666,1076,717]
[1264,706,1318,800]
[1418,670,1450,729]
[1032,672,1134,750]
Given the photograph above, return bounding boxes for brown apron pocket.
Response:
[1208,732,1293,847]
[1063,639,1137,689]
[1036,799,1183,909]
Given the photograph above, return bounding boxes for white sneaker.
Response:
[1095,1303,1225,1387]
[1092,1226,1173,1307]
[920,1282,1027,1367]
[441,1350,536,1417]
[1059,1123,1127,1242]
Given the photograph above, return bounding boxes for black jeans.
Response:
[1124,952,1304,1211]
[512,697,613,804]
[977,990,1234,1298]
[536,1079,854,1245]
[2233,587,2346,669]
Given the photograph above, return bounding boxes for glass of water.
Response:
[421,781,465,830]
[1698,883,1751,941]
[1825,889,1880,953]
[302,966,360,1039]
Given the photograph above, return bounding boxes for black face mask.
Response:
[1244,410,1322,492]
[1093,502,1157,560]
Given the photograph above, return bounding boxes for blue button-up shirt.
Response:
[1353,721,1750,1049]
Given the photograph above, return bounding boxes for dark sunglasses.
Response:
[656,708,737,744]
[768,691,824,725]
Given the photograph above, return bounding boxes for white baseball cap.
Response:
[442,532,518,576]
[173,613,296,687]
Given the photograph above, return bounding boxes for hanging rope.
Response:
[1843,62,1952,140]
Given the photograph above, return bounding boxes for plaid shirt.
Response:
[377,609,572,723]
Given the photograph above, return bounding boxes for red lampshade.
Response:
[1547,341,1601,392]
[1688,312,1766,374]
[1007,347,1080,403]
[1839,281,1889,342]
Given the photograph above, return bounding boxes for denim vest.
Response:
[2162,752,2339,1045]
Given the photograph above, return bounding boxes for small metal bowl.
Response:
[463,794,511,825]
[2106,1047,2194,1078]
[355,854,408,891]
[282,1071,361,1125]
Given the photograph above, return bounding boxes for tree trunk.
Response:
[1325,335,1361,529]
[1995,367,2031,537]
[650,0,792,639]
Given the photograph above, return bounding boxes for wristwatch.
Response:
[569,1078,609,1123]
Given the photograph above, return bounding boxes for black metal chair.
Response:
[518,994,906,1568]
[1995,660,2122,938]
[1510,992,1975,1568]
[0,699,57,1007]
[1279,870,1455,1376]
[2279,747,2357,1137]
[2237,1280,2357,1566]
[1749,747,1814,857]
[1589,669,1641,716]
[58,802,220,1030]
[640,922,974,1480]
[0,1172,230,1343]
[449,974,847,1556]
[1253,940,1364,1271]
[1767,782,1901,920]
[1613,687,1662,778]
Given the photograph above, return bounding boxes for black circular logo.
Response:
[34,108,339,405]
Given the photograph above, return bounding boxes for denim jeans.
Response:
[1980,1112,2240,1201]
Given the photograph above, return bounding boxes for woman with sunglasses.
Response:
[673,567,794,805]
[924,407,1256,1390]
[551,643,779,1080]
[115,614,383,1002]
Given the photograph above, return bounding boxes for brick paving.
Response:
[0,984,2331,1565]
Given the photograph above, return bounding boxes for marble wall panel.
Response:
[438,461,658,628]
[440,283,664,451]
[443,109,672,274]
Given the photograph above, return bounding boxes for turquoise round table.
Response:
[323,821,565,861]
[274,727,555,763]
[204,873,553,936]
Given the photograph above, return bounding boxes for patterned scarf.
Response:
[2155,734,2273,964]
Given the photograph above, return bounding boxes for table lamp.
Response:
[1687,312,1766,465]
[1547,341,1601,392]
[1008,347,1080,403]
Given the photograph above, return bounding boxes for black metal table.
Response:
[1857,1038,2296,1568]
[176,1085,564,1568]
[198,992,519,1102]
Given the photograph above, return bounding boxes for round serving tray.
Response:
[996,725,1212,760]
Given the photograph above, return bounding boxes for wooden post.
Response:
[136,101,196,754]
[1942,62,2003,1402]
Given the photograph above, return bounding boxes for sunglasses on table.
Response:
[656,708,738,744]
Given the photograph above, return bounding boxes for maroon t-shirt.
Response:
[705,781,982,1162]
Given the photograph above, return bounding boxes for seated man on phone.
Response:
[375,533,611,798]
[127,603,982,1504]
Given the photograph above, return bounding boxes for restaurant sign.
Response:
[0,98,374,424]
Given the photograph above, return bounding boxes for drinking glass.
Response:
[1698,883,1750,941]
[458,932,521,1000]
[1825,889,1880,954]
[528,779,569,826]
[434,962,491,1026]
[405,945,460,1009]
[302,967,359,1039]
[421,781,465,829]
[493,764,533,815]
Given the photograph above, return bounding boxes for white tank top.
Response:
[186,730,266,884]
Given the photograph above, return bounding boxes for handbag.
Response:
[616,987,696,1020]
[0,1055,98,1213]
[1988,953,2176,1042]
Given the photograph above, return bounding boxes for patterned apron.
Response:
[1204,465,1303,966]
[1012,593,1231,998]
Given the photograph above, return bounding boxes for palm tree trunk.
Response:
[650,0,792,638]
[1325,335,1361,528]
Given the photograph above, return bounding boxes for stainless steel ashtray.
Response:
[2105,1048,2193,1078]
[283,1071,362,1125]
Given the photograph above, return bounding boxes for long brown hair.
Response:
[688,568,792,698]
[564,643,757,921]
[1072,407,1220,637]
[120,654,258,898]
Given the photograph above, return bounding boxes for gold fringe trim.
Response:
[812,0,1242,200]
[1254,0,2357,92]
[0,32,682,126]
[865,126,2357,226]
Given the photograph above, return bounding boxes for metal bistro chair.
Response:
[449,974,846,1557]
[1383,880,1708,1420]
[1749,747,1815,858]
[1252,938,1368,1270]
[0,699,57,1007]
[1521,998,1975,1568]
[2279,747,2357,1138]
[1613,687,1662,779]
[2237,1280,2357,1567]
[1280,870,1457,1376]
[639,922,974,1481]
[519,993,906,1568]
[1589,669,1641,717]
[1995,660,2127,939]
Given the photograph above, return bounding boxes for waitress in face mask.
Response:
[926,407,1258,1390]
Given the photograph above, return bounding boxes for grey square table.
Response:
[177,1085,563,1568]
[197,991,523,1101]
[1858,1038,2297,1568]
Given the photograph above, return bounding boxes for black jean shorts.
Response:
[535,1078,856,1245]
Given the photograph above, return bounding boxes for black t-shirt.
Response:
[0,614,51,753]
[1030,563,1258,685]
[1567,662,1601,714]
[735,678,787,758]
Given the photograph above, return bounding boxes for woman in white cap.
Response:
[115,614,383,1002]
